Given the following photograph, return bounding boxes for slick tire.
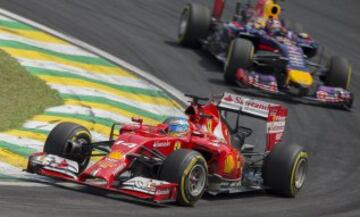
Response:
[325,56,352,90]
[178,3,211,47]
[44,122,92,173]
[159,149,208,206]
[263,143,308,197]
[224,38,254,84]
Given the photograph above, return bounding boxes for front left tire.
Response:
[325,56,352,90]
[44,122,92,173]
[224,38,254,84]
[159,149,208,206]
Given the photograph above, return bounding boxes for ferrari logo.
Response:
[174,141,181,150]
[207,120,212,132]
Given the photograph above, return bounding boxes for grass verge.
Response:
[0,49,63,131]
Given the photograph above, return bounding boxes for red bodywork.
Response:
[27,93,288,204]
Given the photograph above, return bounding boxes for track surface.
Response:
[0,0,359,216]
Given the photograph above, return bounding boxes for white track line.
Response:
[0,33,98,57]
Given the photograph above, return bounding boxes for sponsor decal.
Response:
[267,121,286,133]
[220,92,275,118]
[108,151,124,160]
[155,189,170,196]
[121,177,170,195]
[173,141,182,150]
[153,141,170,148]
[33,154,79,174]
[114,140,137,148]
[98,160,117,168]
[224,155,235,174]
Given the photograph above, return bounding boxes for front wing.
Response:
[235,68,354,109]
[27,153,178,204]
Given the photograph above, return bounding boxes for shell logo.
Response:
[108,151,124,160]
[224,155,235,174]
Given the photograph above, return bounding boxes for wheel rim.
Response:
[187,164,206,197]
[294,158,307,189]
[65,134,91,170]
[178,8,189,39]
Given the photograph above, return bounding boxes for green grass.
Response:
[0,49,63,131]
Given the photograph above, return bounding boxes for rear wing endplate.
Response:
[216,92,288,151]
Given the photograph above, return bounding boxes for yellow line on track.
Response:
[1,47,135,78]
[0,148,27,168]
[4,130,47,142]
[0,27,66,44]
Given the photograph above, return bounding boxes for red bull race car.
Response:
[177,0,354,109]
[27,93,308,206]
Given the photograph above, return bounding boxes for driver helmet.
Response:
[163,117,190,136]
[266,19,283,36]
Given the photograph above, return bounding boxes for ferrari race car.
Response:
[177,0,354,109]
[27,93,308,206]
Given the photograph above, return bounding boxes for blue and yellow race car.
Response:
[177,0,353,109]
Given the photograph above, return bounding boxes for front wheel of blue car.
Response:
[325,56,352,90]
[224,38,254,84]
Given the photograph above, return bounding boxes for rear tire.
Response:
[325,56,352,90]
[44,122,92,173]
[178,3,211,47]
[224,38,254,84]
[263,143,308,197]
[159,149,208,206]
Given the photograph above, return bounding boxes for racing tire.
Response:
[263,143,308,197]
[224,38,254,84]
[178,3,211,47]
[44,122,92,173]
[325,56,352,90]
[159,149,208,206]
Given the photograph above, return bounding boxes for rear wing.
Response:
[216,92,288,151]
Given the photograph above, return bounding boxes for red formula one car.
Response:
[27,93,308,206]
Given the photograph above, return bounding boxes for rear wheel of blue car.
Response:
[263,143,308,197]
[159,149,208,206]
[44,122,92,173]
[224,38,254,84]
[178,3,211,47]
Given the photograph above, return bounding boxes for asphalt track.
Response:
[0,0,359,216]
